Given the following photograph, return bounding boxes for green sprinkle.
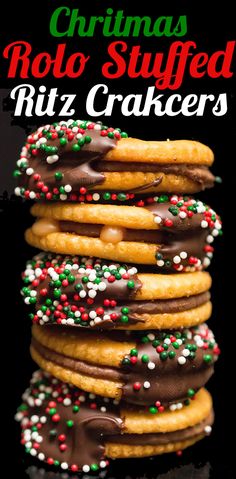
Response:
[55,172,63,181]
[72,144,81,152]
[121,307,129,314]
[66,420,74,428]
[203,354,212,363]
[141,354,149,363]
[49,408,57,415]
[149,406,158,414]
[187,388,195,398]
[160,351,168,361]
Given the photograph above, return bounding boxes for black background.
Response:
[1,1,235,478]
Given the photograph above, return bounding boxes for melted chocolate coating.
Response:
[19,129,117,193]
[17,371,122,470]
[17,371,213,472]
[31,324,219,406]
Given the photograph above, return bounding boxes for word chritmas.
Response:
[3,40,235,89]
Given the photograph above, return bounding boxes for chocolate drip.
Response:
[143,202,210,269]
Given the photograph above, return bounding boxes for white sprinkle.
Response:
[164,338,171,345]
[67,318,74,325]
[94,317,102,324]
[173,255,181,264]
[178,356,186,365]
[93,193,100,201]
[74,311,81,318]
[38,453,45,461]
[143,381,151,389]
[30,449,37,457]
[100,406,107,412]
[203,257,211,267]
[204,425,212,435]
[35,398,42,406]
[180,251,187,259]
[182,348,190,357]
[147,333,155,341]
[26,168,34,176]
[119,268,126,275]
[82,465,90,473]
[147,361,156,369]
[46,155,59,164]
[98,282,106,291]
[38,137,47,144]
[79,290,87,298]
[61,463,68,470]
[72,264,79,270]
[35,267,42,277]
[157,260,164,267]
[215,220,221,230]
[36,435,43,443]
[197,205,205,213]
[100,461,107,468]
[31,415,39,423]
[207,235,214,243]
[60,194,67,201]
[170,404,177,411]
[94,124,102,130]
[40,416,47,423]
[63,398,72,406]
[201,220,208,228]
[177,403,183,409]
[89,311,97,319]
[212,229,219,237]
[179,211,187,219]
[154,216,162,224]
[14,187,21,196]
[29,191,36,199]
[64,184,72,193]
[103,271,111,278]
[88,289,97,298]
[176,339,183,345]
[89,273,96,281]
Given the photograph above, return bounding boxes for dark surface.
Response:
[0,1,235,477]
